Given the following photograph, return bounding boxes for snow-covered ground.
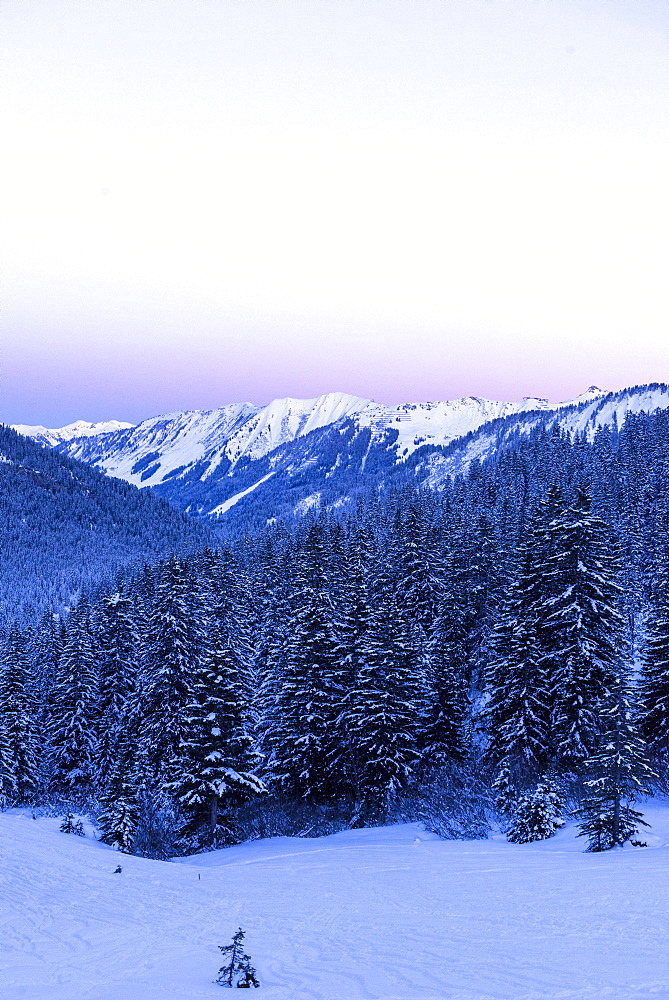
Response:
[2,805,669,1000]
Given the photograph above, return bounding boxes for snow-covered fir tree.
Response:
[261,524,343,802]
[483,534,551,780]
[170,620,264,851]
[196,547,258,704]
[464,513,508,686]
[574,672,656,851]
[483,492,567,780]
[92,588,140,788]
[329,525,376,803]
[133,557,203,784]
[48,600,99,799]
[491,764,516,819]
[393,501,448,629]
[542,489,625,767]
[0,626,39,805]
[638,591,669,748]
[97,726,139,853]
[506,782,565,843]
[422,602,469,766]
[29,611,64,734]
[342,579,427,824]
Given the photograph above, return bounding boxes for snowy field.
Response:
[2,806,669,1000]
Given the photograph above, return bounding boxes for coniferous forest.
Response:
[2,408,669,856]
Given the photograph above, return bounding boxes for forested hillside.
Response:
[0,425,213,625]
[2,406,669,854]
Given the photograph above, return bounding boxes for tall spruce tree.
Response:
[329,526,376,802]
[133,557,203,785]
[574,673,656,851]
[48,601,99,799]
[393,502,448,628]
[542,489,625,767]
[638,592,669,748]
[343,581,427,824]
[29,611,64,735]
[261,524,343,802]
[483,509,554,780]
[0,626,39,805]
[93,588,140,789]
[422,602,469,766]
[97,725,139,853]
[197,548,257,694]
[170,620,264,851]
[464,513,507,684]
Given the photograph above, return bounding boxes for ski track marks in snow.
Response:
[2,809,669,999]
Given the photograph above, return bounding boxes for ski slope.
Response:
[2,806,669,1000]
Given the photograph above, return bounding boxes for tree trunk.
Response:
[613,793,620,846]
[210,795,218,842]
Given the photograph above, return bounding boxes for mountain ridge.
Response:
[13,383,669,531]
[12,386,605,489]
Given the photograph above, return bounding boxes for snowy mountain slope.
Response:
[420,381,669,485]
[187,381,667,531]
[11,418,134,449]
[3,805,669,999]
[355,386,604,461]
[62,402,263,487]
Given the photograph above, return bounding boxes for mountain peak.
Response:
[556,386,605,407]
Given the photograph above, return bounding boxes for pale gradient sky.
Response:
[2,0,668,427]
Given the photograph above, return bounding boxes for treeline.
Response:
[2,409,669,854]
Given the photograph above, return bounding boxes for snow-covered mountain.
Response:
[11,419,134,449]
[15,384,669,528]
[23,393,371,489]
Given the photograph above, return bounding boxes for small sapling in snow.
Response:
[59,812,85,836]
[113,865,123,873]
[216,928,260,988]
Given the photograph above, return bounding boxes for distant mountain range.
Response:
[13,418,134,449]
[14,383,669,533]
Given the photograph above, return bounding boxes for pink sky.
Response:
[2,0,668,426]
